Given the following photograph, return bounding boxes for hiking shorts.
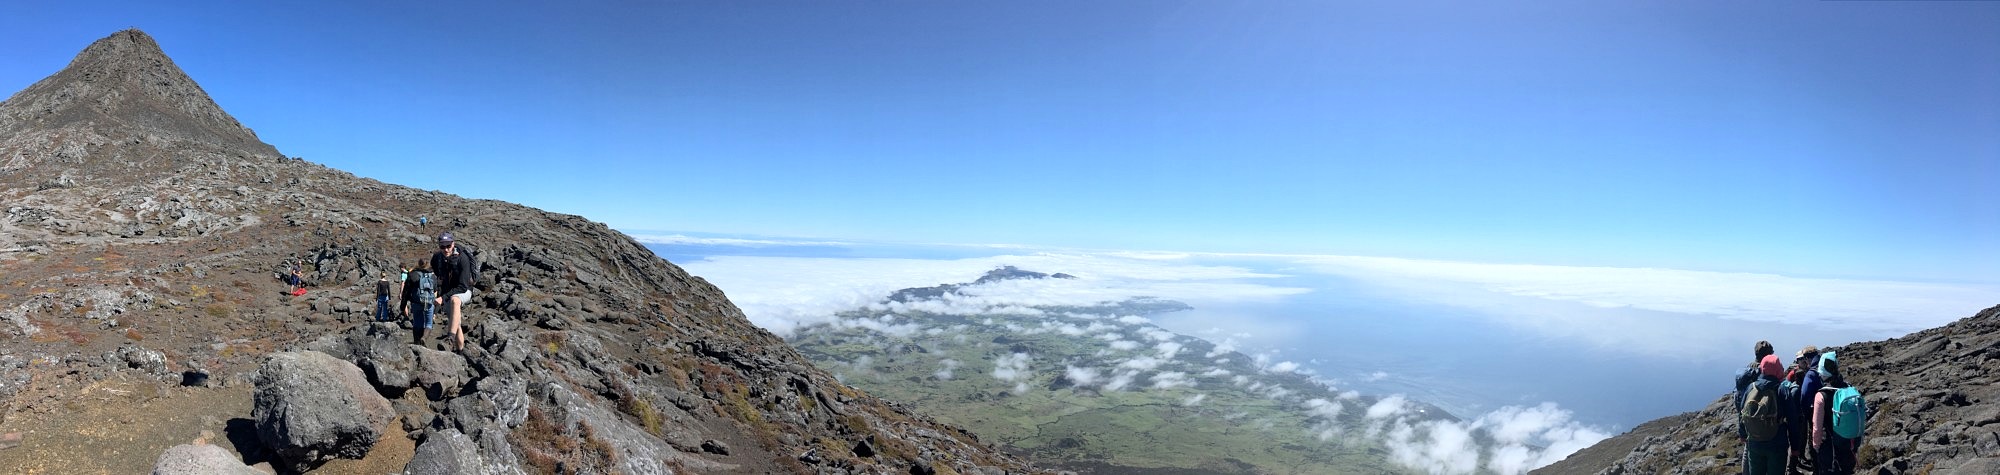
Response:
[450,291,471,305]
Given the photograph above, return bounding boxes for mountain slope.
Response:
[1532,304,2000,475]
[0,29,1038,475]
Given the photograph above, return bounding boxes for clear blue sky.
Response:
[4,1,1997,282]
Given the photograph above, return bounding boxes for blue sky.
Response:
[5,1,1997,282]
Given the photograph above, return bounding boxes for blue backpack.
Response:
[415,272,437,308]
[1831,386,1866,439]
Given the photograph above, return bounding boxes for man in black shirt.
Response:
[431,232,474,351]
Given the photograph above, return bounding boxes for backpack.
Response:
[1741,380,1783,442]
[415,272,436,305]
[456,241,482,289]
[1831,386,1866,439]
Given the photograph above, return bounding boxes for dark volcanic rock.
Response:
[1535,304,2000,475]
[251,351,396,472]
[403,429,484,475]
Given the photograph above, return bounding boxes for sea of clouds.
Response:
[673,246,1996,474]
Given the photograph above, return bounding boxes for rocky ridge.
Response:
[0,29,1040,474]
[1533,305,2000,475]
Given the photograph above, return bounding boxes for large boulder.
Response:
[412,345,468,400]
[348,322,417,393]
[403,429,484,475]
[150,443,261,475]
[252,350,396,472]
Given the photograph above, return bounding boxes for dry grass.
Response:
[509,406,619,475]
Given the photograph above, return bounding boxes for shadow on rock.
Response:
[223,418,272,467]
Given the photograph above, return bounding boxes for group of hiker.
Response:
[1736,340,1868,475]
[365,231,476,351]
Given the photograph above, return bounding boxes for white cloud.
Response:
[1118,315,1152,325]
[1104,371,1137,391]
[1108,339,1140,351]
[1366,395,1409,420]
[1205,337,1239,358]
[1151,371,1193,389]
[1201,368,1231,377]
[1063,365,1101,387]
[1365,371,1389,382]
[1182,394,1207,406]
[832,315,922,337]
[1118,356,1165,371]
[1266,361,1300,374]
[992,353,1033,382]
[1304,398,1342,419]
[1154,341,1184,360]
[1361,395,1611,475]
[934,359,961,380]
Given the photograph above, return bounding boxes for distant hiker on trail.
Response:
[432,232,474,351]
[1733,340,1774,475]
[1740,354,1789,475]
[419,216,428,228]
[400,259,436,345]
[374,274,394,322]
[284,260,305,295]
[1810,351,1866,475]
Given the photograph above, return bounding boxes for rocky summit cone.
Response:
[1,29,278,158]
[0,29,1039,474]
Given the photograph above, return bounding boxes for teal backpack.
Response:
[1831,386,1866,439]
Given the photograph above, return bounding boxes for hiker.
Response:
[1789,346,1821,473]
[1811,351,1866,475]
[400,259,436,344]
[374,274,393,322]
[1741,354,1789,475]
[287,260,304,292]
[1733,340,1775,475]
[432,232,474,351]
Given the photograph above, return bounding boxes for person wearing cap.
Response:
[431,231,475,351]
[1790,346,1821,472]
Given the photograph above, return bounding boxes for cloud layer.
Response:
[669,245,1994,473]
[1295,255,1994,334]
[680,253,1305,335]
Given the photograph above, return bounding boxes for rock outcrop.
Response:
[150,443,264,475]
[1534,304,2000,475]
[252,350,397,472]
[403,428,484,475]
[0,29,1041,474]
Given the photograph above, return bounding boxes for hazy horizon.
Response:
[644,233,2000,423]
